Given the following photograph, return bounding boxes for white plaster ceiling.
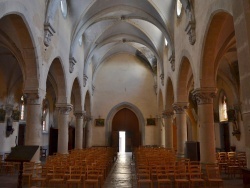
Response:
[69,0,175,77]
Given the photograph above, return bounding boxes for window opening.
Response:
[119,131,126,153]
[20,96,25,120]
[219,94,228,122]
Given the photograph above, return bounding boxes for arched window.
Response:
[176,0,183,17]
[42,100,49,132]
[219,93,228,122]
[20,96,25,120]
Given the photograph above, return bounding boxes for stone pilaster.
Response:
[74,112,85,149]
[56,104,72,154]
[172,102,188,158]
[162,110,174,149]
[192,88,217,164]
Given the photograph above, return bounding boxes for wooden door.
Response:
[68,126,75,150]
[112,131,119,152]
[112,108,140,152]
[220,122,230,152]
[18,123,25,146]
[49,127,58,155]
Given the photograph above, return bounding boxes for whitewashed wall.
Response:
[91,54,158,146]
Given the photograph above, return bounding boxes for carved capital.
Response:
[74,111,85,119]
[169,54,175,71]
[69,57,77,73]
[83,74,88,87]
[162,110,174,118]
[44,23,55,47]
[192,88,217,105]
[56,104,73,115]
[84,114,92,122]
[160,74,164,86]
[24,93,41,105]
[172,102,189,114]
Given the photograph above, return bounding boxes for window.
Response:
[219,94,228,122]
[60,0,68,18]
[20,96,25,120]
[176,0,182,17]
[164,38,168,46]
[42,100,49,132]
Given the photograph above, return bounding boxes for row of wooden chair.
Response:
[134,147,224,188]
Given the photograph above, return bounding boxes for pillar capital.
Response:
[162,110,174,118]
[74,111,86,119]
[56,103,73,115]
[172,102,189,114]
[192,88,217,105]
[84,113,92,121]
[23,88,46,105]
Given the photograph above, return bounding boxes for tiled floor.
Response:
[0,153,248,187]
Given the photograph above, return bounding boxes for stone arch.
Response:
[0,14,39,91]
[47,58,67,104]
[200,11,234,88]
[106,102,145,146]
[165,77,174,110]
[176,56,194,102]
[71,77,83,112]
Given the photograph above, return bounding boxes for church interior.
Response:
[0,0,250,187]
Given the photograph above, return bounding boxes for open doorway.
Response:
[119,131,126,153]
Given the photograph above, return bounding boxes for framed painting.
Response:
[95,118,105,126]
[147,118,156,125]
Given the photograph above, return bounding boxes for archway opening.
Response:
[112,108,140,152]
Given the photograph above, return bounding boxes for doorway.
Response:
[220,122,230,152]
[112,108,140,152]
[119,131,126,153]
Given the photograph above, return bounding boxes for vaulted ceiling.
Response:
[67,0,176,77]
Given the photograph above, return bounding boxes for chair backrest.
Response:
[206,165,221,179]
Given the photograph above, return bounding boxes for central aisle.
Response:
[104,152,136,188]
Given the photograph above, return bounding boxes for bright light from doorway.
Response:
[119,131,126,153]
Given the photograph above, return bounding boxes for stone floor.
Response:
[0,152,248,187]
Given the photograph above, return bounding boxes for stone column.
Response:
[84,114,92,148]
[56,104,72,154]
[74,112,84,149]
[157,115,165,147]
[233,0,250,169]
[162,110,174,150]
[25,93,43,162]
[192,88,217,164]
[173,103,188,158]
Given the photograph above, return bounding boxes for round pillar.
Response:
[25,93,43,163]
[56,104,72,154]
[173,103,188,158]
[74,112,84,149]
[193,88,217,164]
[162,110,174,150]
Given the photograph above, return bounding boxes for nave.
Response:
[0,150,245,188]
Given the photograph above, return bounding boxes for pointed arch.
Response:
[106,102,145,146]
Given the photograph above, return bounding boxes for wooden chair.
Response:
[31,165,47,187]
[84,165,100,188]
[189,164,206,187]
[48,166,65,187]
[156,166,172,188]
[22,162,35,187]
[137,166,152,188]
[206,165,224,188]
[174,165,189,188]
[66,166,82,188]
